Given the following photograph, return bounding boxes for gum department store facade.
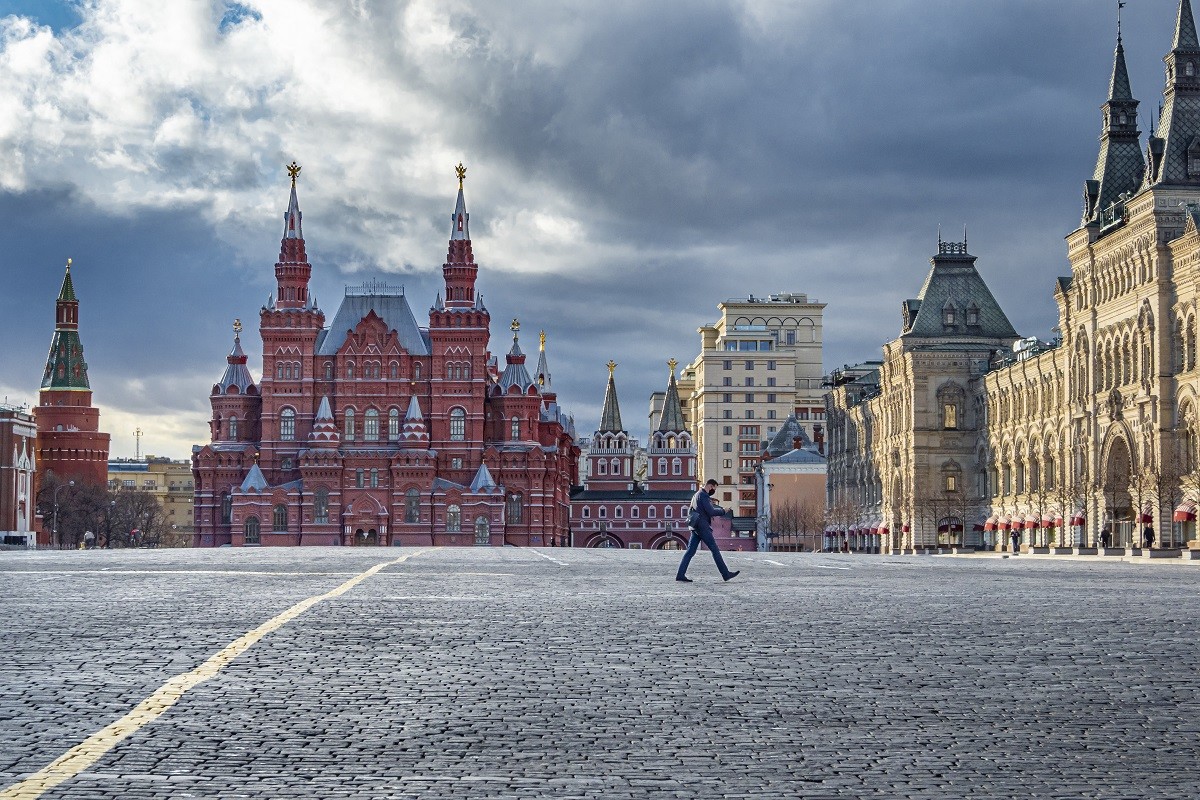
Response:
[827,2,1200,554]
[192,164,578,547]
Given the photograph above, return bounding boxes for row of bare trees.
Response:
[35,474,188,549]
[768,499,825,551]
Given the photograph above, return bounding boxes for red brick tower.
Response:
[34,259,110,488]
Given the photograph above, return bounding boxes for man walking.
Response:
[676,479,740,583]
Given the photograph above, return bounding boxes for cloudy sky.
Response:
[0,0,1187,458]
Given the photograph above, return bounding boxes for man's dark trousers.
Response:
[677,525,732,579]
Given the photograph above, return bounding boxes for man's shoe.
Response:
[722,570,740,582]
[676,576,693,582]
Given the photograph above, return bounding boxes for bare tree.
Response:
[1150,440,1186,548]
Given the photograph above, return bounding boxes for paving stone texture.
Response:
[1,548,1199,798]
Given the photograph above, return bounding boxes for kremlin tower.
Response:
[34,260,111,491]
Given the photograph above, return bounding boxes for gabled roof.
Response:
[469,462,499,492]
[764,415,813,458]
[767,447,826,466]
[240,463,269,491]
[901,240,1017,342]
[317,287,429,356]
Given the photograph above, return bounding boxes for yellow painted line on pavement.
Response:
[0,551,425,800]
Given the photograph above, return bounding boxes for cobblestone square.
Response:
[2,548,1199,798]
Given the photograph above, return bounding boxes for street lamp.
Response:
[52,480,75,549]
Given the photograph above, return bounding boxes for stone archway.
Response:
[1102,435,1133,548]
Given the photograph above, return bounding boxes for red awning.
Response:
[879,526,889,535]
[901,524,910,533]
[1174,501,1196,523]
[1138,513,1153,524]
[1040,515,1053,529]
[1069,514,1085,526]
[972,523,984,532]
[1024,517,1039,529]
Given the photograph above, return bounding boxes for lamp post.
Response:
[52,480,75,549]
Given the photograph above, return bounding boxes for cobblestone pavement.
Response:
[2,548,1199,799]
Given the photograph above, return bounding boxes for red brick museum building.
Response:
[192,165,578,547]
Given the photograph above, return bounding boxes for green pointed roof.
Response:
[58,266,77,302]
[41,330,90,390]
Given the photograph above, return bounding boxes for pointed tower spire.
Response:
[307,395,340,448]
[1176,0,1199,49]
[535,330,552,391]
[1145,0,1200,187]
[42,259,89,390]
[442,162,479,310]
[598,360,624,433]
[656,358,687,432]
[275,161,313,309]
[402,396,430,445]
[1084,19,1144,222]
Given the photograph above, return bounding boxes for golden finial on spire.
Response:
[233,318,242,336]
[286,161,301,187]
[539,330,546,351]
[668,357,678,374]
[455,162,467,189]
[65,257,72,271]
[607,359,617,377]
[510,318,520,335]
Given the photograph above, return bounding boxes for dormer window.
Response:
[1188,138,1200,178]
[966,304,980,326]
[943,306,956,326]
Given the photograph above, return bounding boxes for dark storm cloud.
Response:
[0,0,1190,453]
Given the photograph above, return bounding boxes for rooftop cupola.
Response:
[498,319,535,392]
[41,258,91,391]
[215,319,256,394]
[1146,0,1200,186]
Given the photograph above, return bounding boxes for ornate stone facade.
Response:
[827,1,1200,553]
[192,165,578,547]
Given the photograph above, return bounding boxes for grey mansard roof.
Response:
[316,287,431,357]
[901,241,1018,342]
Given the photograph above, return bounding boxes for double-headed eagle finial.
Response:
[668,357,678,374]
[286,161,301,187]
[607,359,617,377]
[456,162,467,189]
[233,319,242,336]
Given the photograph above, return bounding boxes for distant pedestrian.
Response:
[1143,526,1155,549]
[676,479,739,583]
[1100,525,1112,548]
[1010,529,1020,552]
[83,530,95,550]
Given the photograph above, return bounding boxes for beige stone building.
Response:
[827,2,1200,554]
[108,457,195,542]
[652,293,825,518]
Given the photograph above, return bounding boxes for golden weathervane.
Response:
[510,318,520,335]
[286,161,301,187]
[455,162,467,189]
[607,359,617,377]
[233,319,242,335]
[65,257,72,271]
[539,330,546,351]
[668,357,678,374]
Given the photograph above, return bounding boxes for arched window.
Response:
[511,416,520,440]
[314,489,329,524]
[506,493,523,524]
[272,504,287,532]
[599,506,607,519]
[648,506,657,519]
[405,488,420,523]
[388,408,400,440]
[346,362,355,379]
[582,506,591,518]
[611,458,620,475]
[665,505,673,518]
[364,409,379,441]
[414,363,422,380]
[450,408,466,440]
[220,492,232,524]
[474,516,489,545]
[280,408,295,440]
[355,468,364,488]
[325,362,333,380]
[244,516,260,544]
[228,416,238,440]
[446,504,461,532]
[598,460,608,475]
[390,362,398,379]
[614,506,623,519]
[672,458,682,475]
[344,408,355,440]
[631,506,639,518]
[657,458,666,475]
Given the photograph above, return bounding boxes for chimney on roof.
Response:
[813,424,824,456]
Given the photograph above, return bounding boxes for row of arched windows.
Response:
[579,504,687,520]
[445,361,472,380]
[275,361,301,380]
[323,361,423,381]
